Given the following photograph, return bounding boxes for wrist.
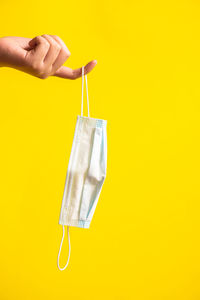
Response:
[0,37,9,67]
[0,38,4,67]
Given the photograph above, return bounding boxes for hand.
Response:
[0,35,97,79]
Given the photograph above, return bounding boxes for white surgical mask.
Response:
[57,66,107,271]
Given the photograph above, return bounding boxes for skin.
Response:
[0,35,97,79]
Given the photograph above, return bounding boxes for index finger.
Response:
[53,60,97,79]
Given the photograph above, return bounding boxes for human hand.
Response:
[0,35,97,79]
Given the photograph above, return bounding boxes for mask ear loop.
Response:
[57,65,89,271]
[57,225,71,271]
[81,66,90,117]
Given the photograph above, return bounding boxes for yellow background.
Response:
[0,0,200,299]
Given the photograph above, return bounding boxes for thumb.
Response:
[53,60,97,79]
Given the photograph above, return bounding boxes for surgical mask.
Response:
[57,66,107,271]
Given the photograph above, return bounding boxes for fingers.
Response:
[54,60,97,79]
[24,35,70,78]
[41,35,61,67]
[28,36,50,61]
[24,35,96,79]
[49,35,71,73]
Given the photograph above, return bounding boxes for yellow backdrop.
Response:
[0,0,200,299]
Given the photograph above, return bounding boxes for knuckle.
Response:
[60,50,67,61]
[50,39,61,51]
[40,35,50,47]
[52,35,59,40]
[55,43,61,51]
[43,40,50,49]
[63,48,71,59]
[41,34,49,41]
[66,49,71,57]
[35,35,43,43]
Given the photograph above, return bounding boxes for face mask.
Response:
[57,66,107,271]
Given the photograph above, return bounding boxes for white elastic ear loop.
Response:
[57,225,71,271]
[81,67,84,117]
[85,73,90,117]
[81,66,90,117]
